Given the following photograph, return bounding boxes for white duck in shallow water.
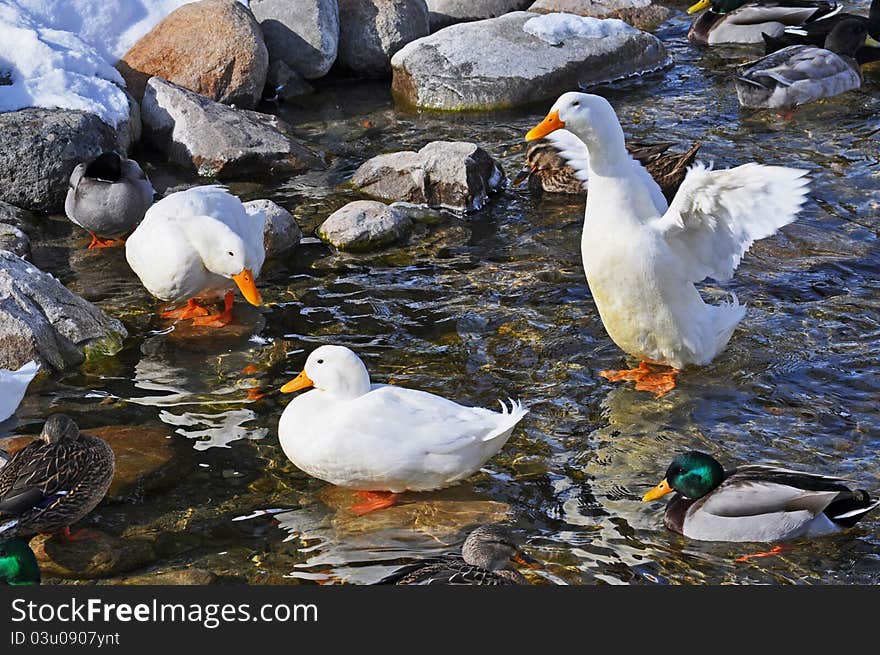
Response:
[525,92,809,396]
[125,185,265,327]
[0,361,38,423]
[278,345,528,514]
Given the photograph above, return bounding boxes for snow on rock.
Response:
[522,12,636,45]
[0,2,130,126]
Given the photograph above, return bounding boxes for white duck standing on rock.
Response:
[65,152,154,249]
[277,345,528,515]
[525,92,809,397]
[125,185,265,328]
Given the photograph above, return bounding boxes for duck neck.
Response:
[320,368,372,401]
[578,124,631,179]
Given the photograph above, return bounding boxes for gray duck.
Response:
[515,139,701,203]
[0,414,114,540]
[377,524,541,585]
[65,151,154,249]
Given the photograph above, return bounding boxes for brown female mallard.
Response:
[515,138,701,203]
[377,524,540,585]
[0,414,114,540]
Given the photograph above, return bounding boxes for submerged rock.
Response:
[86,426,178,501]
[118,0,269,109]
[391,11,669,110]
[244,199,303,257]
[0,109,120,213]
[251,0,340,79]
[425,0,532,30]
[0,251,127,371]
[337,0,430,77]
[141,77,320,179]
[527,0,674,31]
[318,200,413,251]
[116,568,218,585]
[351,141,504,211]
[32,531,156,580]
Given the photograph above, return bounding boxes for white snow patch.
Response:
[523,13,638,46]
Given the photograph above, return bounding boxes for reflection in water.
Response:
[12,11,880,584]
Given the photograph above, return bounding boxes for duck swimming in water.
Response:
[65,152,154,249]
[0,414,114,541]
[687,0,841,45]
[378,524,540,585]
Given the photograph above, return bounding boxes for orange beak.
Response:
[280,370,314,394]
[642,478,674,502]
[232,269,262,306]
[525,110,565,141]
[511,551,543,569]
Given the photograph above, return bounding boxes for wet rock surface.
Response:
[351,141,505,211]
[318,200,413,251]
[391,11,670,110]
[0,251,127,371]
[244,199,303,258]
[118,0,269,109]
[527,0,674,31]
[32,531,157,580]
[141,77,321,179]
[425,0,532,30]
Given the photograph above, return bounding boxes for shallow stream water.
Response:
[7,9,880,584]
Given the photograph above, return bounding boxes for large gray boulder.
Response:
[141,77,320,178]
[0,251,127,371]
[391,11,670,110]
[250,0,340,79]
[318,200,413,251]
[351,141,504,211]
[0,109,118,213]
[337,0,430,77]
[244,199,302,257]
[527,0,674,31]
[425,0,532,30]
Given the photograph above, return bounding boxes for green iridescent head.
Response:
[643,451,725,502]
[0,539,40,586]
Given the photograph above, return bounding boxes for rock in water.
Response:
[251,0,340,80]
[351,141,504,211]
[425,0,533,30]
[0,251,127,372]
[318,200,413,251]
[118,0,269,109]
[0,109,121,213]
[527,0,673,31]
[391,11,670,110]
[141,77,320,179]
[244,199,303,257]
[0,201,32,259]
[337,0,430,77]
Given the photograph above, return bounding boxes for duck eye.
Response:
[228,251,234,256]
[572,101,579,107]
[316,359,324,364]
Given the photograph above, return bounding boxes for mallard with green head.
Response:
[643,451,879,542]
[377,524,541,585]
[763,0,880,64]
[0,539,40,585]
[0,414,114,540]
[688,0,841,45]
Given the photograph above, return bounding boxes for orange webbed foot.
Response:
[160,298,211,320]
[599,361,679,398]
[87,233,125,249]
[351,491,401,516]
[57,526,101,542]
[190,291,235,328]
[734,545,786,563]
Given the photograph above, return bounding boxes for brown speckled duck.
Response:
[516,138,701,203]
[0,414,114,541]
[377,524,541,585]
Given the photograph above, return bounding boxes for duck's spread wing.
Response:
[698,465,852,518]
[651,162,809,282]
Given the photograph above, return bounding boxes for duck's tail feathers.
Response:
[826,490,880,528]
[706,292,747,361]
[483,399,529,442]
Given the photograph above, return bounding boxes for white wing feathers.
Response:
[652,162,809,283]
